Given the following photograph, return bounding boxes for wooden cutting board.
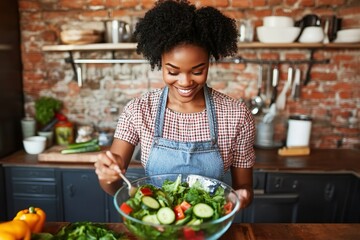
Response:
[37,145,109,163]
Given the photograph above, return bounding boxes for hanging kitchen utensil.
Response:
[251,65,264,115]
[265,64,272,105]
[76,65,82,87]
[276,66,293,110]
[270,66,279,105]
[291,68,301,100]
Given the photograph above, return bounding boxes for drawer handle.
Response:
[324,183,335,201]
[67,184,75,197]
[275,177,283,189]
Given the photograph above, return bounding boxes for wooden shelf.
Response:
[42,42,360,52]
[42,43,138,51]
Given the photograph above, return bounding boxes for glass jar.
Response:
[55,119,74,145]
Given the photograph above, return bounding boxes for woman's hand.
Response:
[235,188,253,209]
[94,150,122,185]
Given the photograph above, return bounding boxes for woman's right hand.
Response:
[94,150,123,184]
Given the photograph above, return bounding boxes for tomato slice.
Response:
[224,201,233,215]
[120,202,133,215]
[140,187,153,196]
[174,205,185,220]
[183,228,204,240]
[180,200,192,211]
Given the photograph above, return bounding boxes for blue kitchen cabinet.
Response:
[266,172,353,223]
[4,167,62,221]
[61,169,107,222]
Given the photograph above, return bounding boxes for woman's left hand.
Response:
[235,188,252,209]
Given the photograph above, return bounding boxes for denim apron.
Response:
[145,85,224,180]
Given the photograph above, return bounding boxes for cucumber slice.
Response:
[156,207,175,225]
[141,196,160,210]
[142,214,160,224]
[175,215,191,225]
[193,203,214,218]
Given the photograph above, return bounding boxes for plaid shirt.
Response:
[114,88,255,171]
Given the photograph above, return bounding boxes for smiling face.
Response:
[161,44,210,113]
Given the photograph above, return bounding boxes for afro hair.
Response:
[134,0,238,70]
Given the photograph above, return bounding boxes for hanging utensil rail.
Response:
[65,53,330,86]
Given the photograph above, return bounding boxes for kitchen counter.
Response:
[0,148,359,176]
[43,222,360,239]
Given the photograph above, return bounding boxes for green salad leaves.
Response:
[120,175,233,239]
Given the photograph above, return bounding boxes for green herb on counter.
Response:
[61,139,101,154]
[31,222,128,240]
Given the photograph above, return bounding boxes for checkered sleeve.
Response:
[114,99,140,146]
[232,104,256,168]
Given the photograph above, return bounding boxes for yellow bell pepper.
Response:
[13,206,46,233]
[0,220,31,240]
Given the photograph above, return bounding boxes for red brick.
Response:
[80,10,108,20]
[19,1,41,11]
[299,0,315,7]
[268,0,282,6]
[232,0,250,8]
[43,11,80,21]
[89,0,105,6]
[318,0,346,6]
[105,0,119,8]
[311,71,337,81]
[41,30,58,42]
[140,0,156,9]
[59,0,85,9]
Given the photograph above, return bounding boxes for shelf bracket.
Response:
[304,49,315,86]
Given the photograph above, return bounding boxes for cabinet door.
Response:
[0,166,6,221]
[345,176,360,222]
[4,167,61,221]
[62,169,106,222]
[242,193,299,223]
[266,173,353,223]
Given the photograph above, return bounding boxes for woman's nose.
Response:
[178,73,193,86]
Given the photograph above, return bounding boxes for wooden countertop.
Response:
[1,148,359,176]
[43,222,360,240]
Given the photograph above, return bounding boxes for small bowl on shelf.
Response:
[298,26,325,43]
[334,28,360,43]
[23,136,47,154]
[263,16,294,27]
[256,26,301,43]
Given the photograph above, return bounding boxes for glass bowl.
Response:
[114,173,240,240]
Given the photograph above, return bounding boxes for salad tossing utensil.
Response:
[118,171,137,197]
[105,151,137,197]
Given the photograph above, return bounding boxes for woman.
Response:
[95,0,255,209]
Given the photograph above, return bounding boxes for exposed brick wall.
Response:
[19,0,360,149]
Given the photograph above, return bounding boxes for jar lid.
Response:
[289,115,312,121]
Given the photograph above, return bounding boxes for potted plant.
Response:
[35,96,62,127]
[35,96,62,147]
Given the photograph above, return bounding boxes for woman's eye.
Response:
[193,71,203,76]
[168,71,178,76]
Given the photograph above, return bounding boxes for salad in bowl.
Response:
[114,174,240,240]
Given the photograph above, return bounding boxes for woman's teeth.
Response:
[178,88,192,94]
